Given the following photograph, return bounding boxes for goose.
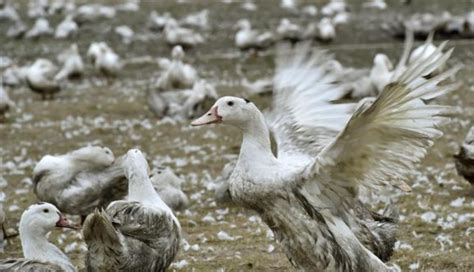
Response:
[0,2,20,22]
[332,11,350,26]
[369,53,394,94]
[2,64,28,86]
[33,146,128,221]
[363,0,387,10]
[0,202,77,272]
[155,45,198,90]
[54,15,78,39]
[302,5,318,16]
[180,9,209,30]
[454,127,474,185]
[234,19,274,50]
[83,149,181,272]
[87,42,122,77]
[276,18,302,42]
[164,19,204,48]
[115,25,134,44]
[55,43,84,80]
[151,167,189,211]
[0,83,13,122]
[192,42,461,270]
[280,0,298,11]
[321,0,347,17]
[317,17,336,41]
[25,59,61,100]
[27,0,47,19]
[148,11,172,31]
[25,17,53,39]
[149,79,217,120]
[74,4,116,24]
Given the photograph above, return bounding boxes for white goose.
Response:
[164,19,204,48]
[0,83,14,122]
[54,14,78,39]
[276,18,302,42]
[234,19,274,50]
[192,42,461,270]
[83,149,181,271]
[151,167,189,211]
[87,42,122,77]
[33,146,127,221]
[155,45,198,90]
[55,43,84,80]
[25,17,53,39]
[0,203,77,272]
[25,59,61,100]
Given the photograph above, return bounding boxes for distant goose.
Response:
[74,4,116,24]
[148,11,172,31]
[149,79,217,120]
[87,42,122,77]
[54,15,78,39]
[180,9,209,30]
[2,64,28,86]
[234,19,274,50]
[115,25,134,44]
[0,203,77,272]
[317,17,336,41]
[151,167,189,211]
[155,45,198,90]
[454,127,474,185]
[276,18,302,42]
[83,149,181,271]
[25,17,53,39]
[33,146,127,221]
[7,18,27,38]
[25,59,61,100]
[55,43,84,80]
[192,42,460,270]
[164,19,204,48]
[0,83,14,122]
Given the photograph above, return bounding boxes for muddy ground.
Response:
[0,0,473,271]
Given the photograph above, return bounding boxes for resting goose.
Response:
[155,45,197,90]
[151,167,189,211]
[55,43,84,80]
[0,83,13,122]
[33,146,127,220]
[25,17,53,39]
[54,15,78,39]
[454,127,474,185]
[2,64,28,86]
[0,203,77,272]
[192,42,461,270]
[149,79,217,120]
[7,18,27,38]
[180,9,209,30]
[234,19,274,50]
[83,149,181,271]
[25,59,61,100]
[164,19,204,48]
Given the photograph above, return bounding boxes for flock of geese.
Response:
[0,0,471,271]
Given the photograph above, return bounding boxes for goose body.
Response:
[193,42,460,271]
[317,17,336,41]
[164,19,204,48]
[454,127,474,185]
[151,167,189,211]
[87,42,122,77]
[180,9,209,30]
[2,64,28,86]
[55,43,84,80]
[54,15,78,39]
[0,203,76,272]
[25,17,53,39]
[155,45,198,90]
[83,149,181,272]
[33,146,127,218]
[25,59,61,100]
[0,84,13,121]
[235,19,274,50]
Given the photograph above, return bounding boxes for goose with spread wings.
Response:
[192,41,461,271]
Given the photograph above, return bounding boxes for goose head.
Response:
[123,149,151,180]
[150,167,184,189]
[20,203,75,239]
[69,146,115,168]
[171,45,185,60]
[192,96,260,129]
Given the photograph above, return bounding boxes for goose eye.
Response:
[43,209,49,213]
[157,171,162,174]
[227,101,234,107]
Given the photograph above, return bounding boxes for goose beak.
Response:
[56,213,79,230]
[191,106,222,126]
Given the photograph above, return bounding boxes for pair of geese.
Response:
[3,35,460,271]
[1,148,186,271]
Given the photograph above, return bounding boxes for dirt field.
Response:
[0,0,473,271]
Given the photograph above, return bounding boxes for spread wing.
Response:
[306,41,461,213]
[106,200,181,250]
[0,259,64,272]
[266,42,357,163]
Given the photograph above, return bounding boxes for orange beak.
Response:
[191,106,222,126]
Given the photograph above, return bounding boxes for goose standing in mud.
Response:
[192,42,461,270]
[0,203,77,271]
[83,149,181,271]
[33,146,127,221]
[151,167,189,211]
[25,59,61,100]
